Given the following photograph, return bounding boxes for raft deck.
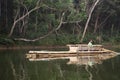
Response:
[26,44,117,65]
[26,44,116,59]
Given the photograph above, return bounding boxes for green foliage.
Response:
[26,23,49,38]
[67,11,87,21]
[43,0,73,10]
[27,33,81,46]
[0,37,15,46]
[114,36,120,42]
[68,35,80,44]
[23,0,38,7]
[12,0,88,45]
[46,14,56,23]
[66,0,87,22]
[55,34,70,45]
[1,0,120,46]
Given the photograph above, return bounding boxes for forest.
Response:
[0,0,120,46]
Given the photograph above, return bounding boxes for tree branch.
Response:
[14,12,65,42]
[8,0,41,37]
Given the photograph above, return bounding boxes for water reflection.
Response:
[67,53,117,66]
[0,50,120,80]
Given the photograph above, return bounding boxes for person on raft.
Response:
[88,40,93,51]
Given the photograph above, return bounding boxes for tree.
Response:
[1,0,120,44]
[8,0,87,42]
[0,0,13,34]
[8,0,41,37]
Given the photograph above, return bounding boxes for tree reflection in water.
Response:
[0,50,120,80]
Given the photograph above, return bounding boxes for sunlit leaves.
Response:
[42,0,73,11]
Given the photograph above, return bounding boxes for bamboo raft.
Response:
[26,44,117,65]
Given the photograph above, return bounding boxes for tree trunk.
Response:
[93,13,99,33]
[80,0,100,42]
[0,0,13,34]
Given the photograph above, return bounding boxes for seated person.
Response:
[88,40,93,51]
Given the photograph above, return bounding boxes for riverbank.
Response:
[0,43,120,52]
[0,45,67,50]
[102,43,120,52]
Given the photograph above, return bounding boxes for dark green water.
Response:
[0,49,120,80]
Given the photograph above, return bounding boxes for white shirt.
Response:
[88,42,93,47]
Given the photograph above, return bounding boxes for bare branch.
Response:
[8,0,41,37]
[55,12,65,31]
[14,12,65,42]
[62,20,82,24]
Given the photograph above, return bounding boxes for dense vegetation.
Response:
[0,0,120,46]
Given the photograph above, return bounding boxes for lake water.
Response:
[0,49,120,80]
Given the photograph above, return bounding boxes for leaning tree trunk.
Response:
[80,0,100,42]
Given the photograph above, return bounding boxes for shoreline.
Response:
[0,44,120,51]
[0,45,67,50]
